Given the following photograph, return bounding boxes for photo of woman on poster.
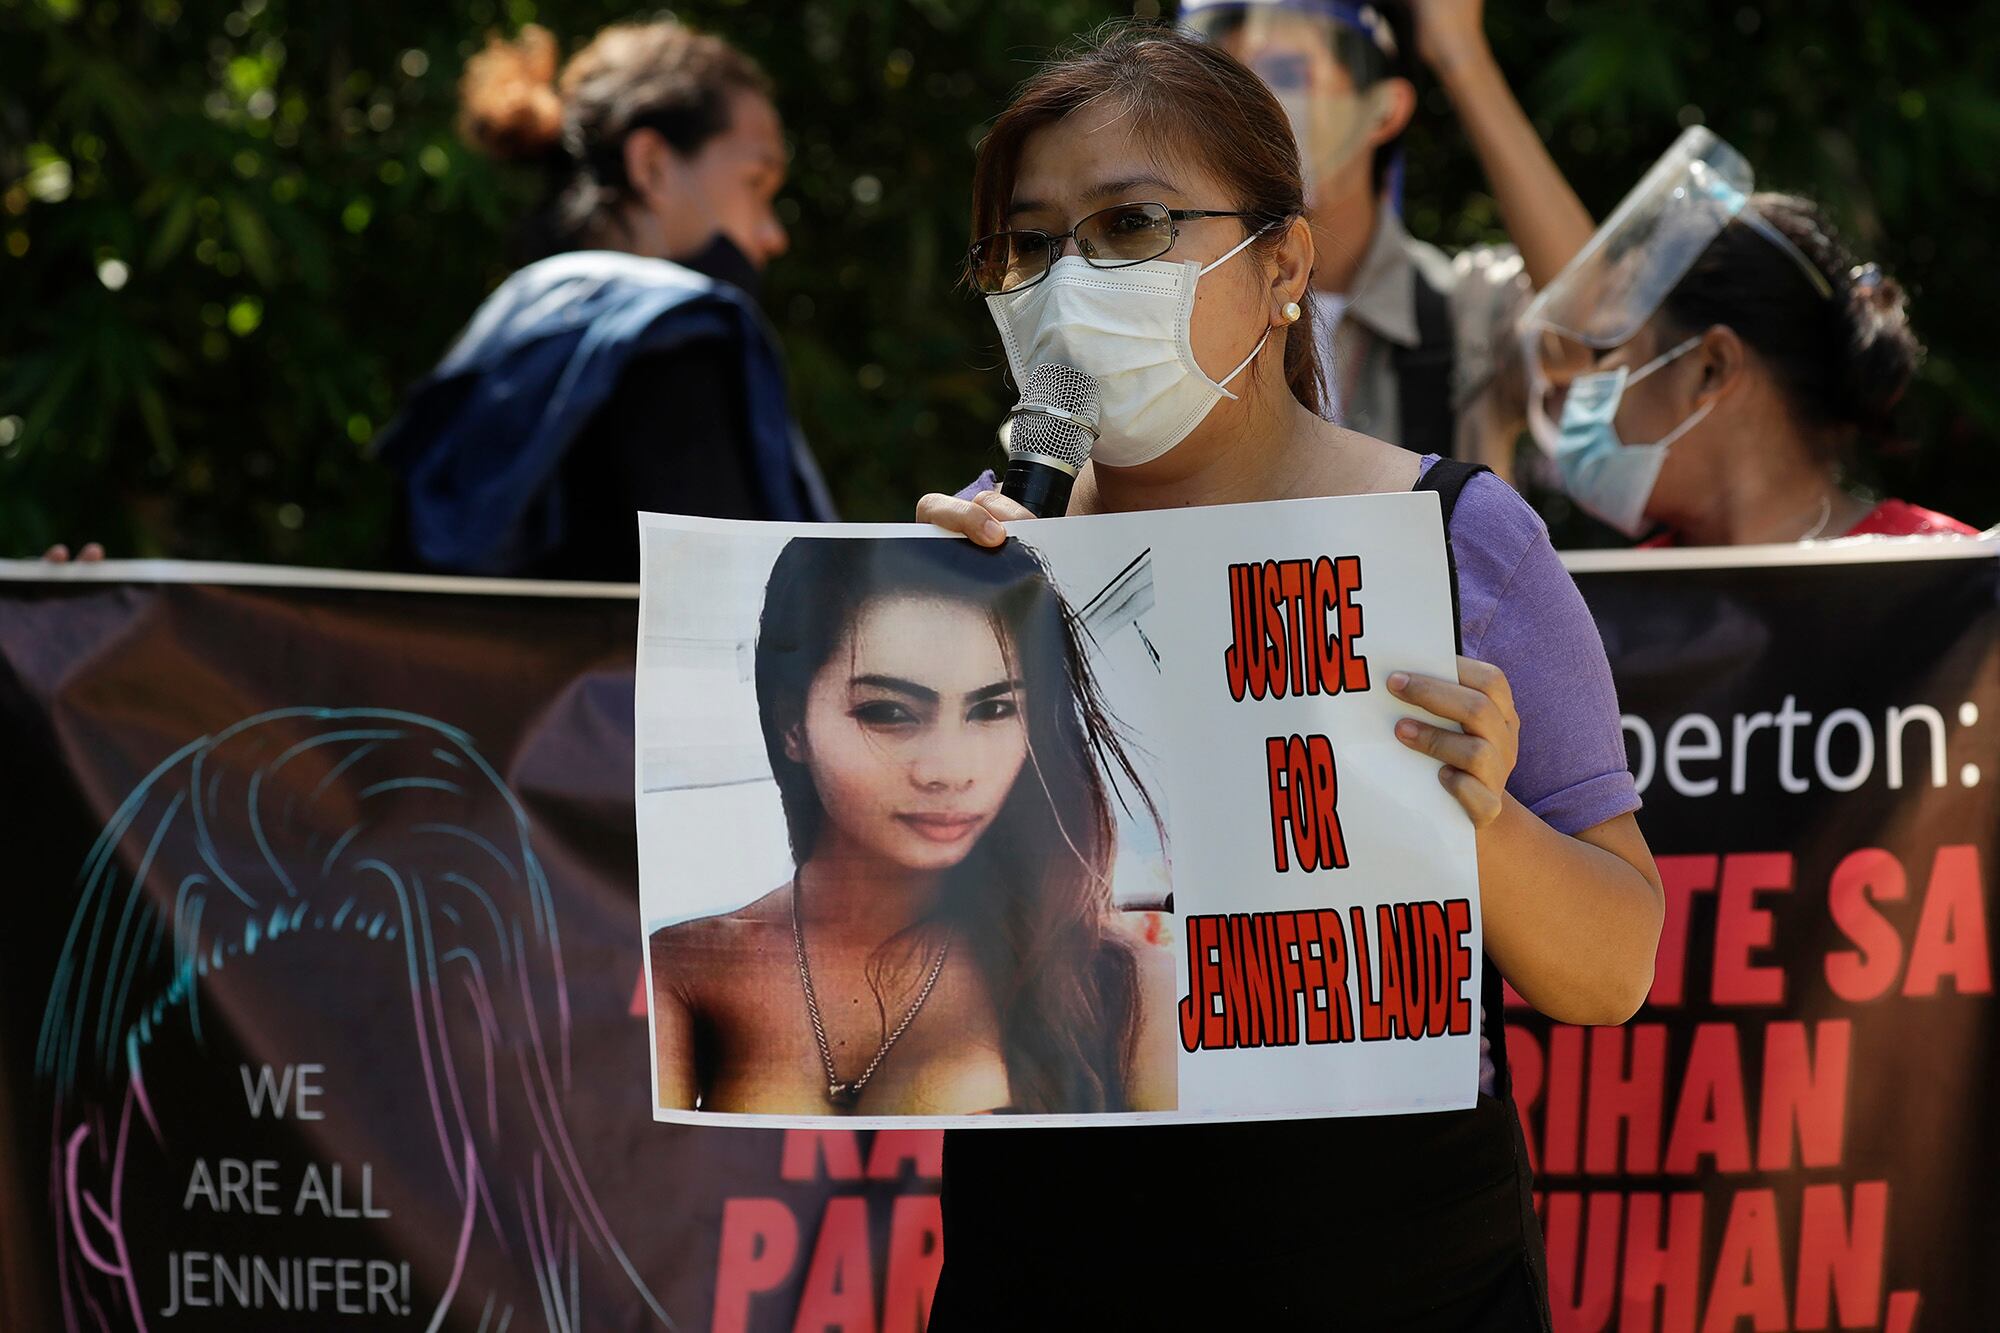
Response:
[647,535,1176,1115]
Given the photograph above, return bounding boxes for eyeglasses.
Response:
[968,201,1269,295]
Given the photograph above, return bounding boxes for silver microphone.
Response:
[999,362,1100,517]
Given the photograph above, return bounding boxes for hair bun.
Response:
[1838,258,1922,446]
[458,24,565,163]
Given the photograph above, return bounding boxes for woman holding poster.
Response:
[648,535,1176,1116]
[917,21,1666,1330]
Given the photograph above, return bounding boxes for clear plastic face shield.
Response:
[1181,0,1399,202]
[1518,127,1758,454]
[1518,127,1845,535]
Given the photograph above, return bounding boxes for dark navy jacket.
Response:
[378,248,833,577]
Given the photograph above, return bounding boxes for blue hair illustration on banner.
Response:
[38,708,673,1332]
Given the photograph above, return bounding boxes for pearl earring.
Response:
[1281,301,1302,324]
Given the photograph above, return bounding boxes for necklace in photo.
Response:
[791,876,952,1109]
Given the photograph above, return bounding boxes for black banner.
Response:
[1,541,1993,1332]
[0,574,937,1333]
[1512,545,2000,1332]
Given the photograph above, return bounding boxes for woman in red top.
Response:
[1842,497,1977,538]
[1542,192,1979,545]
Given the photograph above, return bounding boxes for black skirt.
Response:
[928,1094,1550,1331]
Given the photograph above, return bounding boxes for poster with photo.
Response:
[636,492,1481,1128]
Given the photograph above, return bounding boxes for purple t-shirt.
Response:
[1412,454,1640,834]
[958,460,1641,1093]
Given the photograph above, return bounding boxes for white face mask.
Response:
[985,228,1273,468]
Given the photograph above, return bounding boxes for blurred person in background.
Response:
[1181,0,1592,480]
[376,19,833,582]
[1521,129,1979,546]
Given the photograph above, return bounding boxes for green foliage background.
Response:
[3,0,1995,563]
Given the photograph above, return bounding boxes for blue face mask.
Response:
[1553,334,1710,538]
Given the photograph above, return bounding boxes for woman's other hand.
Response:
[914,490,1034,548]
[43,543,106,563]
[1388,655,1520,828]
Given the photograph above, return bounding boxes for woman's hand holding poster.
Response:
[635,492,1481,1126]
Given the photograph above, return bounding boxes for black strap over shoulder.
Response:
[1413,458,1518,1100]
[1413,454,1486,516]
[1394,268,1458,458]
[1413,457,1488,658]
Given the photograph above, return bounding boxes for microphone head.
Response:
[1003,362,1101,474]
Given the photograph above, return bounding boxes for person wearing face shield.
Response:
[1181,0,1594,480]
[1521,128,1979,546]
[375,20,834,581]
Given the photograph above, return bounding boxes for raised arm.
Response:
[1415,0,1592,289]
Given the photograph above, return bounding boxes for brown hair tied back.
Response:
[1662,193,1924,462]
[1839,258,1921,443]
[458,24,565,163]
[457,20,771,260]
